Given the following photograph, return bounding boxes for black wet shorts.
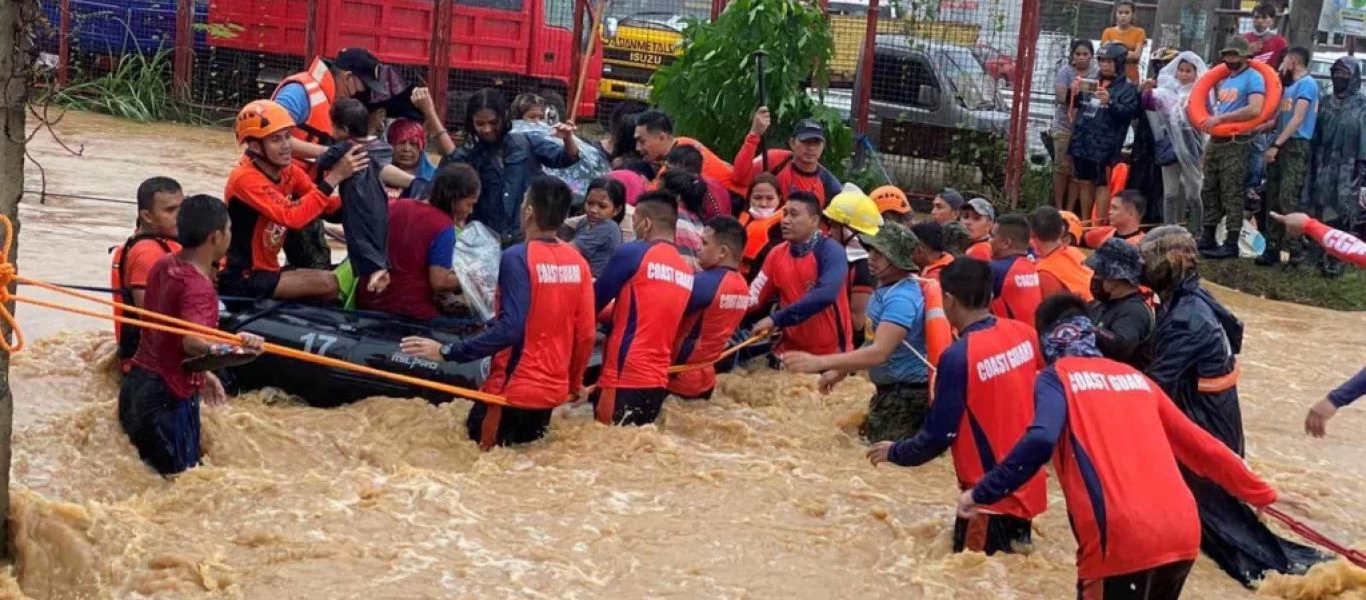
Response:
[465,402,553,450]
[1076,559,1194,600]
[219,268,281,300]
[592,387,668,426]
[118,367,202,476]
[953,513,1033,555]
[1072,158,1110,186]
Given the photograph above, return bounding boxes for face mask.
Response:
[1090,278,1110,302]
[1280,71,1295,87]
[749,206,777,219]
[1227,60,1246,73]
[1333,75,1351,95]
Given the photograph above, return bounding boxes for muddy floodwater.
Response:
[2,111,1365,598]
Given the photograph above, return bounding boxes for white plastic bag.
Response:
[452,221,501,321]
[1214,217,1265,258]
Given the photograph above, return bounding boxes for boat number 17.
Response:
[300,332,338,356]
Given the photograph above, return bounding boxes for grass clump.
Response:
[1200,257,1366,312]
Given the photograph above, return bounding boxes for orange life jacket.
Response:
[921,253,954,280]
[1035,245,1095,302]
[273,57,337,171]
[917,276,953,397]
[676,137,740,196]
[739,210,783,276]
[109,234,176,373]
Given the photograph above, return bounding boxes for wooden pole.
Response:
[569,0,609,123]
[0,0,32,560]
[173,0,193,100]
[428,0,453,123]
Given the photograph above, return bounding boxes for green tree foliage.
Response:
[650,0,852,177]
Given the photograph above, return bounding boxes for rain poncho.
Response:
[510,120,610,203]
[1143,52,1209,193]
[1307,57,1366,225]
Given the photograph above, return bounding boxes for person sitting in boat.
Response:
[221,99,367,303]
[111,177,184,374]
[120,194,264,476]
[358,163,480,320]
[400,176,595,449]
[592,191,694,426]
[388,87,457,194]
[667,216,751,401]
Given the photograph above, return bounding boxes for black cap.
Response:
[793,119,826,142]
[334,47,382,92]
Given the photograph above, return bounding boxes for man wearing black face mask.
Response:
[1199,37,1266,260]
[1258,47,1317,266]
[1305,57,1366,276]
[1083,238,1153,370]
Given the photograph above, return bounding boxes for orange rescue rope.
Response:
[0,215,757,407]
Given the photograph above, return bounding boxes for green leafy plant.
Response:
[650,0,852,177]
[57,47,174,122]
[193,22,244,40]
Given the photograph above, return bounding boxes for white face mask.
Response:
[749,206,777,219]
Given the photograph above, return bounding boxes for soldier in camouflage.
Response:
[1258,47,1318,266]
[1199,37,1266,260]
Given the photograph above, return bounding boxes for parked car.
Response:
[972,42,1016,88]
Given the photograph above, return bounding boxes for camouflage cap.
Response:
[1221,36,1251,57]
[859,221,920,271]
[1083,238,1144,285]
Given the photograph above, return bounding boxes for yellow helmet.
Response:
[823,187,883,236]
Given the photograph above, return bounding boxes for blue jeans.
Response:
[1246,131,1272,192]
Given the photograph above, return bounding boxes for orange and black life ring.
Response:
[1185,60,1283,137]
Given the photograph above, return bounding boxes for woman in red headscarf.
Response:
[387,87,457,196]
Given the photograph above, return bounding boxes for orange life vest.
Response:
[965,239,992,261]
[273,57,337,170]
[921,253,953,281]
[1035,245,1095,302]
[917,276,953,397]
[109,234,176,373]
[1082,226,1145,249]
[739,210,783,276]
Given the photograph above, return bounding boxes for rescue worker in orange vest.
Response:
[1029,206,1094,301]
[634,110,739,196]
[1085,238,1155,370]
[111,177,184,373]
[870,185,911,225]
[1137,226,1326,584]
[273,48,413,269]
[960,293,1288,596]
[733,108,844,205]
[1083,189,1148,248]
[221,100,365,302]
[988,214,1043,328]
[1059,209,1085,247]
[738,173,784,279]
[910,221,954,280]
[867,256,1046,556]
[785,223,951,442]
[959,197,995,260]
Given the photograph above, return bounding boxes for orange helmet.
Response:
[1059,210,1084,244]
[870,185,910,215]
[235,100,295,144]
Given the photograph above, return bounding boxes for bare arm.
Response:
[1274,99,1312,147]
[428,266,460,294]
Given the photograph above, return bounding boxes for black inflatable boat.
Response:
[217,298,492,407]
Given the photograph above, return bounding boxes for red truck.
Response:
[206,0,601,120]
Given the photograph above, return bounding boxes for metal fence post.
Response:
[173,0,193,100]
[711,0,726,22]
[1004,0,1041,207]
[429,0,453,122]
[57,0,70,87]
[305,0,320,60]
[853,0,878,136]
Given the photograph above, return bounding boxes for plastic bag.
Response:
[452,221,501,321]
[1214,217,1265,258]
[511,120,610,203]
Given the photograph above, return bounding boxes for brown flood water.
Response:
[3,111,1366,599]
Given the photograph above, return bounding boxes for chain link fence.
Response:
[36,0,1181,207]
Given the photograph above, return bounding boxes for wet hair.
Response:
[525,175,573,231]
[1035,292,1090,336]
[177,194,229,248]
[510,93,544,121]
[464,88,510,141]
[940,257,993,309]
[618,159,657,182]
[1029,205,1066,242]
[911,221,946,253]
[1287,46,1311,68]
[748,172,783,199]
[609,101,648,161]
[1070,39,1095,56]
[786,191,821,217]
[330,98,370,139]
[586,176,627,225]
[1253,2,1277,18]
[1139,225,1200,290]
[430,163,481,217]
[995,213,1032,246]
[136,176,181,213]
[1114,0,1135,12]
[1115,189,1146,217]
[634,190,679,232]
[665,145,704,174]
[636,110,674,135]
[661,169,708,216]
[706,216,747,257]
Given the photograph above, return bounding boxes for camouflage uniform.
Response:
[1201,138,1252,242]
[284,219,333,271]
[1264,138,1310,250]
[855,222,931,443]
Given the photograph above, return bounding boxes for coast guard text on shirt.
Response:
[976,340,1036,382]
[536,263,584,284]
[1067,370,1154,393]
[648,261,695,291]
